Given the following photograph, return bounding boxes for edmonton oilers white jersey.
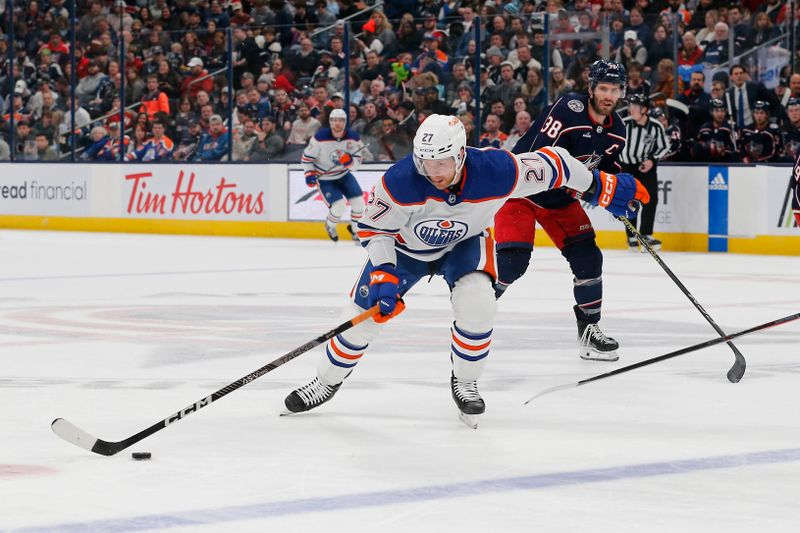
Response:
[357,146,593,265]
[301,128,365,181]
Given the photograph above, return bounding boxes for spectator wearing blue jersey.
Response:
[193,115,230,161]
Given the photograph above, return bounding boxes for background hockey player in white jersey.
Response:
[284,114,649,427]
[301,108,368,242]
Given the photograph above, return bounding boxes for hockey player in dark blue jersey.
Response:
[781,98,800,162]
[793,152,800,225]
[494,60,628,362]
[740,101,782,163]
[692,98,738,162]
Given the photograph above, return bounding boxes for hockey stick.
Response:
[51,305,381,456]
[619,216,747,383]
[525,311,800,404]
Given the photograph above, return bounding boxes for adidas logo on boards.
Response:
[709,173,728,191]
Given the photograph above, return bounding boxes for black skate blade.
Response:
[458,412,479,429]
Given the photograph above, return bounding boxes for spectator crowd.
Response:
[0,0,798,163]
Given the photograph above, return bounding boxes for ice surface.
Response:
[0,230,798,532]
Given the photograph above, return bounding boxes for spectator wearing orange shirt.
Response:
[139,74,170,119]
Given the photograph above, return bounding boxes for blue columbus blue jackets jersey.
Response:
[357,146,595,266]
[793,154,800,224]
[512,93,626,209]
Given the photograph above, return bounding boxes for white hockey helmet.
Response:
[413,114,467,183]
[330,108,347,120]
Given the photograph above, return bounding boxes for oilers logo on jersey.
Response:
[414,219,468,246]
[329,144,357,166]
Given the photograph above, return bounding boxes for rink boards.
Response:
[0,162,797,255]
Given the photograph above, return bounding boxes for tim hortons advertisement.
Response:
[122,165,268,220]
[288,166,388,221]
[0,165,90,216]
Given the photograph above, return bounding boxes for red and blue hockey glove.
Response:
[305,172,318,187]
[369,264,405,323]
[584,170,650,218]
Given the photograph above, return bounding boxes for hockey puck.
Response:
[131,452,152,460]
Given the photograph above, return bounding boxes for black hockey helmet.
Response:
[628,93,649,108]
[753,100,770,113]
[649,106,665,118]
[588,60,627,91]
[787,97,800,108]
[709,98,726,110]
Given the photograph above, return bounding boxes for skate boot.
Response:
[346,225,360,244]
[283,377,342,414]
[640,235,661,252]
[451,373,485,429]
[577,320,619,362]
[324,222,339,242]
[627,236,639,252]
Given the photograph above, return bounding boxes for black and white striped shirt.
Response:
[619,116,671,166]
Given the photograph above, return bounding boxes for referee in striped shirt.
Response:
[620,94,671,251]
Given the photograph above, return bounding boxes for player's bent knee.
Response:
[452,272,497,332]
[496,247,532,285]
[329,199,347,219]
[349,194,365,215]
[564,239,603,279]
[339,299,382,346]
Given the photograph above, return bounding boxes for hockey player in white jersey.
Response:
[285,114,649,427]
[302,108,367,242]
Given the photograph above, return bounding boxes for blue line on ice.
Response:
[14,447,800,532]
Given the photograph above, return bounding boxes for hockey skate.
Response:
[346,225,360,245]
[640,235,661,252]
[451,373,485,429]
[283,377,342,414]
[577,320,619,362]
[627,236,639,252]
[324,222,339,242]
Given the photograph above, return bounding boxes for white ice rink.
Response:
[1,230,798,532]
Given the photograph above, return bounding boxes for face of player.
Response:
[629,103,646,121]
[788,105,800,124]
[422,157,457,190]
[590,82,623,117]
[330,117,346,135]
[711,108,726,124]
[753,109,768,126]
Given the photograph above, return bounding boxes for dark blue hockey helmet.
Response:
[787,97,800,109]
[753,100,770,113]
[709,98,726,110]
[628,93,649,107]
[649,106,665,119]
[588,60,627,93]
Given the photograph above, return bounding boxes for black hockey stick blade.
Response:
[619,216,747,383]
[524,311,800,405]
[51,305,381,456]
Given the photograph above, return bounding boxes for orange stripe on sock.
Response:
[330,338,362,360]
[452,334,491,352]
